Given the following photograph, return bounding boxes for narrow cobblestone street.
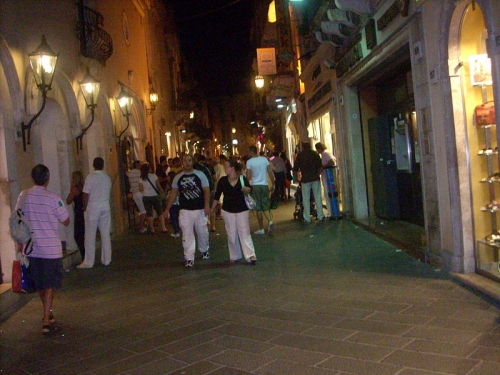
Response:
[2,202,500,375]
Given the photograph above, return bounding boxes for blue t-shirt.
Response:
[172,170,209,210]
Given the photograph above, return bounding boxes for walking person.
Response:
[280,151,293,199]
[66,171,85,261]
[139,163,168,234]
[270,150,287,202]
[293,142,325,223]
[212,157,257,264]
[246,145,275,234]
[167,171,181,238]
[127,160,147,233]
[15,164,70,335]
[164,154,211,267]
[315,142,337,219]
[77,157,112,268]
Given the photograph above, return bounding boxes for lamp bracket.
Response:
[21,91,48,151]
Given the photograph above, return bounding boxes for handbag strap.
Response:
[146,176,160,195]
[239,175,245,189]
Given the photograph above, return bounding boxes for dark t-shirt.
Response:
[214,175,250,213]
[172,170,209,210]
[293,149,322,183]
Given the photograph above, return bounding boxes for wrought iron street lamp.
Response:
[21,35,59,151]
[76,68,100,151]
[116,87,133,139]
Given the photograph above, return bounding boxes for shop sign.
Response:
[377,0,411,31]
[257,48,277,75]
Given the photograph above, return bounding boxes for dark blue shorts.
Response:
[28,257,63,290]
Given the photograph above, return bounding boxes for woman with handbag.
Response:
[211,157,257,264]
[139,163,168,234]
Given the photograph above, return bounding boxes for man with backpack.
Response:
[14,164,70,335]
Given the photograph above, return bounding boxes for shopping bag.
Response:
[12,256,35,294]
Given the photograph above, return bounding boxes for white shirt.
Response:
[83,170,112,209]
[141,173,160,197]
[246,156,269,186]
[320,150,336,178]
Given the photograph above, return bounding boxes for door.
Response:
[368,115,400,220]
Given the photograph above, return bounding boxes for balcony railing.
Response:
[77,2,113,65]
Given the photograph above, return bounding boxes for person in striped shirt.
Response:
[16,164,70,335]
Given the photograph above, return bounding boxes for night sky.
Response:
[169,0,255,97]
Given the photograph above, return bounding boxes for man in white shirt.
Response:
[127,160,147,233]
[315,142,337,218]
[246,146,275,234]
[78,157,112,268]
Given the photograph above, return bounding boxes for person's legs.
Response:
[222,210,242,261]
[302,182,312,222]
[82,209,98,266]
[236,211,256,261]
[133,191,147,231]
[312,180,324,220]
[98,209,112,265]
[194,209,209,254]
[256,210,264,231]
[321,176,332,217]
[39,288,54,326]
[179,209,196,261]
[74,232,85,260]
[170,205,180,233]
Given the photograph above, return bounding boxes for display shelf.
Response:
[477,118,500,278]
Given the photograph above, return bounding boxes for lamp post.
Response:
[21,35,59,151]
[146,88,158,115]
[116,87,133,140]
[76,68,100,151]
[255,75,264,89]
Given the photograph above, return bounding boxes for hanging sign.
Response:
[469,54,492,86]
[257,48,277,75]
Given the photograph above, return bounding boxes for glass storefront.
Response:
[461,4,499,279]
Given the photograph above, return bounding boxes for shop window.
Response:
[460,4,499,279]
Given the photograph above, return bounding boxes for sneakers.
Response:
[76,263,93,269]
[171,232,180,238]
[268,222,275,233]
[253,229,265,235]
[185,260,194,268]
[202,251,210,260]
[139,228,147,234]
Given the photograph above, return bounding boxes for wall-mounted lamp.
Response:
[115,87,133,139]
[146,88,158,115]
[255,75,265,89]
[76,68,100,151]
[20,35,59,151]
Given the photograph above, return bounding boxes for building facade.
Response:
[0,0,187,283]
[297,0,500,287]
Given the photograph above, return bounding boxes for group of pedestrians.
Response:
[12,142,335,335]
[293,142,337,223]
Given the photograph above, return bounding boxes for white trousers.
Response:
[179,209,209,261]
[302,180,324,222]
[84,207,112,266]
[321,176,332,217]
[222,210,256,262]
[132,191,146,215]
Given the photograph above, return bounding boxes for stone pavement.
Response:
[2,201,500,375]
